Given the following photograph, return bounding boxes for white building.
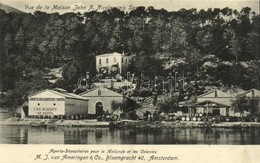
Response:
[28,89,88,117]
[79,87,124,116]
[96,52,131,75]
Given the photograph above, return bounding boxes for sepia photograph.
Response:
[0,0,259,151]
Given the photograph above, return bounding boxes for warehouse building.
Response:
[27,88,89,117]
[195,90,235,116]
[195,89,260,117]
[79,87,124,116]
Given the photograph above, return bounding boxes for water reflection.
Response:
[1,113,260,144]
[0,126,28,144]
[1,125,260,145]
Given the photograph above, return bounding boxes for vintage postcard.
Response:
[0,0,259,162]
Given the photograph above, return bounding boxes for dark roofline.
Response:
[28,89,89,101]
[199,97,233,98]
[79,87,123,97]
[81,96,123,98]
[95,52,123,57]
[197,90,218,97]
[196,99,231,107]
[65,96,89,101]
[237,89,260,97]
[78,87,99,96]
[197,90,233,98]
[28,89,49,97]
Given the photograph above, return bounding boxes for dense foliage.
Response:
[231,96,260,116]
[0,6,259,108]
[156,92,179,113]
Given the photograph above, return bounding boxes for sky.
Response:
[0,0,259,14]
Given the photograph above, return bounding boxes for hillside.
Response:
[0,3,23,13]
[0,6,259,108]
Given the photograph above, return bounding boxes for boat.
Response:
[31,122,47,127]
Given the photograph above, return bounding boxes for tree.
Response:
[0,7,259,108]
[1,70,49,109]
[129,55,164,78]
[168,17,187,56]
[127,17,142,36]
[195,30,213,54]
[156,92,179,113]
[248,97,260,116]
[246,30,259,61]
[111,100,122,112]
[61,60,79,91]
[107,37,118,51]
[231,96,248,116]
[14,27,25,52]
[223,29,241,62]
[111,98,137,113]
[229,34,241,63]
[4,33,12,57]
[231,96,260,116]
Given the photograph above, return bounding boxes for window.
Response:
[53,103,56,106]
[98,89,101,96]
[125,58,128,64]
[99,58,101,64]
[106,58,109,63]
[122,57,123,63]
[38,103,40,106]
[113,57,116,63]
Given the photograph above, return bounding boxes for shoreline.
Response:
[1,118,110,127]
[2,118,260,129]
[116,120,260,129]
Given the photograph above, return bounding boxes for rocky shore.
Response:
[2,118,260,129]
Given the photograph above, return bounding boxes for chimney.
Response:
[252,89,255,97]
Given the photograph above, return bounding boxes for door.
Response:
[95,102,104,116]
[212,109,220,116]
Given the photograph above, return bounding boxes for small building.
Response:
[27,89,88,117]
[195,90,235,116]
[79,87,124,116]
[96,52,131,75]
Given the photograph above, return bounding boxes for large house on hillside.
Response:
[96,52,131,76]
